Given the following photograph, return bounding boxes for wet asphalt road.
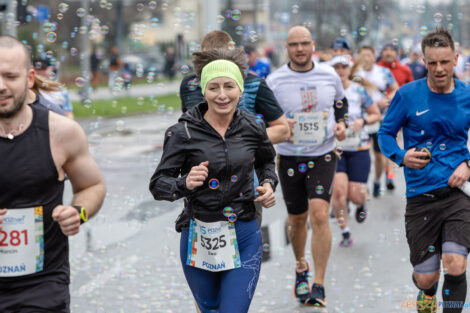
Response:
[64,111,469,313]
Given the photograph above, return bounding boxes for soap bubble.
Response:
[58,3,69,13]
[208,179,220,190]
[316,185,324,194]
[151,17,159,27]
[75,77,85,87]
[420,26,428,36]
[235,26,243,35]
[433,12,443,23]
[180,64,189,74]
[291,5,299,14]
[231,9,241,21]
[76,8,86,18]
[228,213,237,223]
[359,27,367,36]
[223,207,233,217]
[46,32,57,43]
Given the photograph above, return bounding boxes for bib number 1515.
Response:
[299,122,319,132]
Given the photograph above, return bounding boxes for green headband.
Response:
[200,59,244,95]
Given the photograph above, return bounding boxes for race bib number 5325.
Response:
[0,207,44,277]
[186,218,241,272]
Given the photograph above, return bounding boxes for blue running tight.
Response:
[180,219,262,313]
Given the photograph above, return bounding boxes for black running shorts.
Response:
[405,188,470,267]
[370,133,381,153]
[278,152,337,215]
[0,281,70,313]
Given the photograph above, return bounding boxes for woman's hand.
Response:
[254,183,275,208]
[186,161,209,190]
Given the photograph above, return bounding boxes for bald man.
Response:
[267,26,348,307]
[0,36,106,312]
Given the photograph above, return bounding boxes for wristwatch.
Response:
[466,159,470,169]
[73,205,88,224]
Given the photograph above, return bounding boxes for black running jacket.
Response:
[149,102,278,231]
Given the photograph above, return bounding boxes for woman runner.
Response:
[149,47,277,313]
[330,55,380,246]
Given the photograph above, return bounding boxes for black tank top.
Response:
[0,105,68,288]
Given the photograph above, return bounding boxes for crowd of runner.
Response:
[0,24,469,313]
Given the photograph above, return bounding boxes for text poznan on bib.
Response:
[0,207,44,277]
[186,218,241,272]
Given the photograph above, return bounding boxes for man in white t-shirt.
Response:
[266,26,347,308]
[354,46,398,196]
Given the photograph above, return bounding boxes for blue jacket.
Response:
[378,78,470,197]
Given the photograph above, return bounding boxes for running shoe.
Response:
[294,261,311,303]
[416,290,437,313]
[386,178,395,190]
[355,205,367,223]
[339,231,353,247]
[373,181,381,198]
[305,283,327,307]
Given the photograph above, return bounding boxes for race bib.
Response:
[290,111,328,146]
[337,128,362,150]
[0,207,44,277]
[186,218,241,272]
[364,121,380,134]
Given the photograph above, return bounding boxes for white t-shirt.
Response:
[342,82,373,151]
[355,64,395,103]
[266,62,345,156]
[39,90,72,112]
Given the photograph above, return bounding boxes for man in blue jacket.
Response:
[378,28,470,313]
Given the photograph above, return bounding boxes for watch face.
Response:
[82,208,88,221]
[467,160,470,168]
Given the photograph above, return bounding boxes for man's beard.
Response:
[290,55,312,68]
[0,87,27,119]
